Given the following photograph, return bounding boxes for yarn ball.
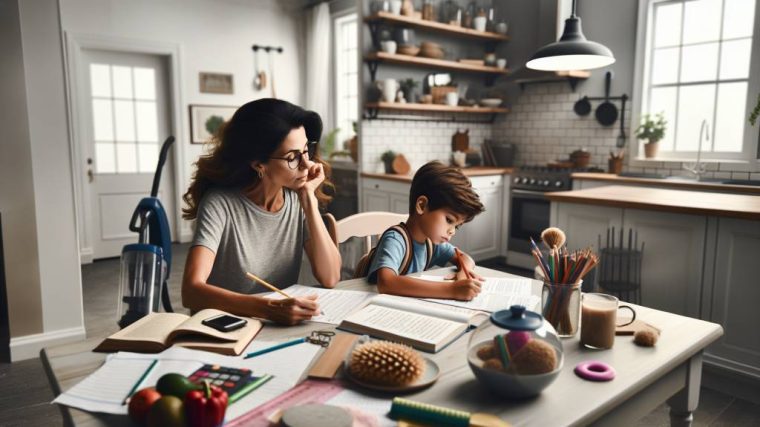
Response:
[633,329,659,347]
[476,344,495,361]
[483,358,504,371]
[505,331,532,355]
[511,340,558,375]
[348,341,425,387]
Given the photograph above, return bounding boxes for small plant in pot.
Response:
[636,113,667,159]
[381,150,397,174]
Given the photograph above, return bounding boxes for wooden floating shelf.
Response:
[365,12,510,42]
[366,52,509,75]
[510,69,591,85]
[366,102,509,114]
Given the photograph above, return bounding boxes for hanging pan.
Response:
[574,96,591,116]
[595,71,618,126]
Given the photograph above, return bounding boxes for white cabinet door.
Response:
[466,185,502,260]
[551,203,623,250]
[389,193,409,215]
[704,217,760,378]
[622,209,706,317]
[362,188,390,212]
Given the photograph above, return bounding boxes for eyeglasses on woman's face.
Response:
[269,142,318,170]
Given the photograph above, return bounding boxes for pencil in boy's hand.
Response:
[245,272,324,316]
[455,248,475,280]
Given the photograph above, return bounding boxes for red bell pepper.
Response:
[185,380,228,427]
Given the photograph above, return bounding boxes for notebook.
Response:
[338,295,487,353]
[418,275,540,312]
[94,309,263,356]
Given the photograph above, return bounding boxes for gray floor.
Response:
[1,244,758,426]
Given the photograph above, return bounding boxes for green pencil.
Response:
[122,359,158,405]
[229,374,274,404]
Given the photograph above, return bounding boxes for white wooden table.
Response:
[42,267,723,426]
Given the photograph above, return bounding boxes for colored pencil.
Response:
[229,374,274,404]
[243,337,307,359]
[455,248,475,279]
[122,359,158,405]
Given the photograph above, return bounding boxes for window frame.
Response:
[630,0,760,167]
[330,10,359,148]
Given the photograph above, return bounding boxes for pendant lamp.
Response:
[526,0,615,71]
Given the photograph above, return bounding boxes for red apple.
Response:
[128,387,162,425]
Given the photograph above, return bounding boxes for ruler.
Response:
[225,379,345,427]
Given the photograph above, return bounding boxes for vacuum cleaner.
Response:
[117,136,175,328]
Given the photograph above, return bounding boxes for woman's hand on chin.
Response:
[297,162,324,199]
[264,294,320,325]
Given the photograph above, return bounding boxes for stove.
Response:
[506,165,603,269]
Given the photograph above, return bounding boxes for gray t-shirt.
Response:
[192,188,308,294]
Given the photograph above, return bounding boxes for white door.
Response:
[79,49,176,259]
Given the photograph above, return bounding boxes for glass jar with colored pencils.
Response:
[531,228,599,338]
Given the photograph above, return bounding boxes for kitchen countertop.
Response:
[361,166,513,183]
[572,172,760,194]
[546,185,760,221]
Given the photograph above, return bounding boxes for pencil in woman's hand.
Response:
[245,272,292,298]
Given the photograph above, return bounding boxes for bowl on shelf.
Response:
[479,98,503,108]
[398,45,421,56]
[419,42,445,59]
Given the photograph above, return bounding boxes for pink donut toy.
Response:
[574,361,616,382]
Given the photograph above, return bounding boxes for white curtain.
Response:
[304,2,331,128]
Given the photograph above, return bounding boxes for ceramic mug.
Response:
[496,58,507,69]
[445,92,459,106]
[473,16,487,32]
[380,40,397,54]
[390,0,402,15]
[495,22,508,35]
[452,151,467,167]
[377,79,400,103]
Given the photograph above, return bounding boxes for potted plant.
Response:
[381,150,397,174]
[636,113,667,159]
[400,78,418,103]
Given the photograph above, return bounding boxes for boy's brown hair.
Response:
[409,161,485,222]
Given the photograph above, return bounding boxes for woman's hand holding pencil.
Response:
[246,272,322,326]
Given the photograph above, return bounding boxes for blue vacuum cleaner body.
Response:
[117,136,175,328]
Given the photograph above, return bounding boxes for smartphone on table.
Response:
[202,314,247,332]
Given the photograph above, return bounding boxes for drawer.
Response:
[468,175,504,190]
[362,178,411,195]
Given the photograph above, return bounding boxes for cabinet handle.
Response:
[374,184,379,189]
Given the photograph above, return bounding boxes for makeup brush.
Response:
[541,227,567,250]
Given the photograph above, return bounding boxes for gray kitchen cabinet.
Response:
[361,178,410,214]
[551,203,624,250]
[702,217,760,378]
[622,209,706,318]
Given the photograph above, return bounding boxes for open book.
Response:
[338,295,487,353]
[94,309,263,356]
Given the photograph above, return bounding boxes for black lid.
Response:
[490,305,543,331]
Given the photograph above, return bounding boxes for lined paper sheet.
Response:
[419,275,540,312]
[263,285,375,325]
[53,354,204,415]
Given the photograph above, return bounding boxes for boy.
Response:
[367,161,486,301]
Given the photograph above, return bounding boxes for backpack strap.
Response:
[423,238,435,270]
[353,222,435,278]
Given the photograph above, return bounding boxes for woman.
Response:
[181,98,341,325]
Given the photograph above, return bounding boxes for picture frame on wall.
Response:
[199,72,234,94]
[189,104,237,144]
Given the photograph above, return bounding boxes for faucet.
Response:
[683,119,709,180]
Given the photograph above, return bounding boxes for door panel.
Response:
[80,49,175,259]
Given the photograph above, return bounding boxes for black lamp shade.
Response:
[526,16,615,71]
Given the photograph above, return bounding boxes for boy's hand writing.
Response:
[450,279,482,301]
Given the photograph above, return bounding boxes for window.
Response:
[636,0,759,160]
[333,13,359,149]
[90,63,159,174]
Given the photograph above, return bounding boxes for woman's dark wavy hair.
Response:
[182,98,333,219]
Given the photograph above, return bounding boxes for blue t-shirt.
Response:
[367,229,456,284]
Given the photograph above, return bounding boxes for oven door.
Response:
[508,189,550,255]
